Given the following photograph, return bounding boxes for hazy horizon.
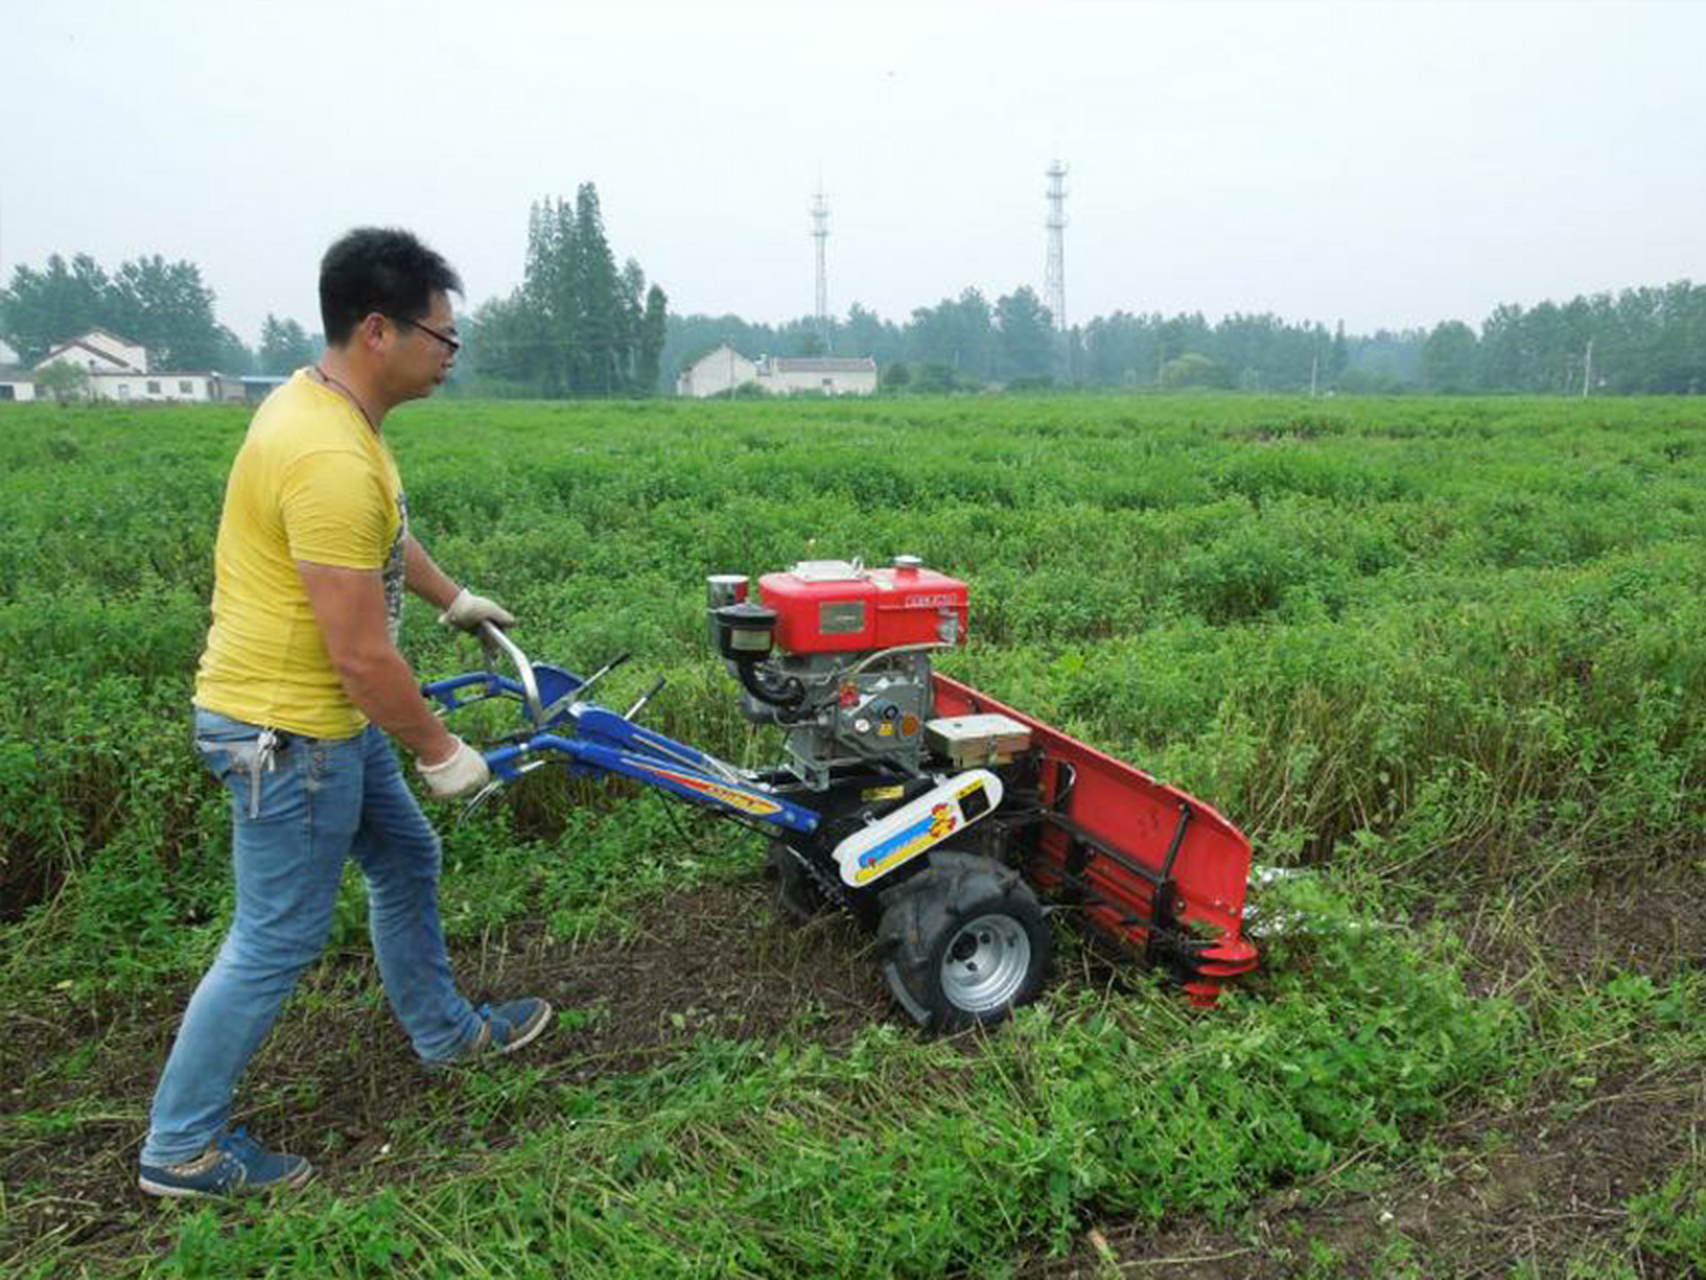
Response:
[2,0,1701,347]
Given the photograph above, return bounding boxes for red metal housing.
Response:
[759,563,970,655]
[933,673,1259,1005]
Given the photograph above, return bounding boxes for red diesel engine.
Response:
[760,556,969,653]
[708,557,970,789]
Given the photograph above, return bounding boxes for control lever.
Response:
[625,675,667,721]
[539,652,631,722]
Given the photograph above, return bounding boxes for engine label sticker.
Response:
[819,601,867,634]
[627,761,784,816]
[853,802,957,884]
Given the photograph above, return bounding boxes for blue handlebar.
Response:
[423,652,820,834]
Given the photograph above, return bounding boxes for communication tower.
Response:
[1044,160,1068,332]
[811,186,830,351]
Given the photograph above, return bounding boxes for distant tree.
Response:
[613,259,646,388]
[1337,368,1409,394]
[1006,374,1056,393]
[637,284,668,394]
[466,184,661,398]
[527,196,579,394]
[1421,321,1479,392]
[842,302,904,365]
[1330,320,1349,382]
[1083,310,1162,386]
[1063,324,1086,386]
[0,251,237,372]
[0,254,114,362]
[35,361,91,403]
[907,289,995,382]
[463,292,540,392]
[212,324,256,375]
[795,331,826,357]
[572,184,623,396]
[881,361,912,392]
[1160,352,1230,389]
[257,314,316,375]
[994,286,1054,381]
[1346,328,1425,388]
[912,362,959,394]
[106,255,224,369]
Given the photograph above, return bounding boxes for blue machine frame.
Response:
[420,627,822,835]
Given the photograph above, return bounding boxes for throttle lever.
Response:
[539,651,631,723]
[625,675,667,721]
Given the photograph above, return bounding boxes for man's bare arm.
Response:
[403,536,460,609]
[405,535,514,633]
[297,560,457,764]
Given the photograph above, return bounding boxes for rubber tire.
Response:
[876,850,1052,1032]
[765,840,828,925]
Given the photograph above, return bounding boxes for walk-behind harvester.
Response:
[423,557,1259,1030]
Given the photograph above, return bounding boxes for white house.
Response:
[32,329,239,403]
[676,345,877,398]
[676,345,760,398]
[761,356,879,396]
[0,338,35,402]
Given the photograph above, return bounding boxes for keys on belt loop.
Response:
[248,728,280,819]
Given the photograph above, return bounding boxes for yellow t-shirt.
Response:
[195,370,408,738]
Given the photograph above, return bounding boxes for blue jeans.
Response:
[141,708,483,1166]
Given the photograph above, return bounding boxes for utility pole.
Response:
[1581,337,1594,398]
[811,185,830,353]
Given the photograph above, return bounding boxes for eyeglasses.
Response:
[397,316,461,354]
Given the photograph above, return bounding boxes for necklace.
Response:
[313,365,377,432]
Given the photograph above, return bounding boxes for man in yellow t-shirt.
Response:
[139,229,551,1200]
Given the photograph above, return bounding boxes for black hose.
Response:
[737,659,807,709]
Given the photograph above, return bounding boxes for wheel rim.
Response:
[939,912,1032,1013]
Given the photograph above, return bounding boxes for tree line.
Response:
[0,252,323,377]
[664,296,1399,395]
[1420,282,1706,395]
[4,225,1701,396]
[0,253,248,373]
[665,279,1704,397]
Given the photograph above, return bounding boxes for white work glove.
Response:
[439,587,516,633]
[416,736,491,800]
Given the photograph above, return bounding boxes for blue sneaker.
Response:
[137,1127,312,1198]
[453,998,552,1060]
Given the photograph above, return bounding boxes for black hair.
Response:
[318,227,463,346]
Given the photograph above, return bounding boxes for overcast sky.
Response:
[2,0,1701,345]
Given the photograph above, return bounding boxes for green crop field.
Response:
[5,394,1706,1278]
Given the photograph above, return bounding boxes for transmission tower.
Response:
[810,185,830,351]
[1044,160,1068,332]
